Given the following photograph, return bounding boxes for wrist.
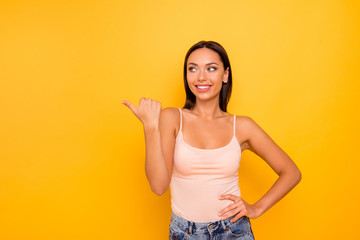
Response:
[143,123,160,132]
[253,202,266,217]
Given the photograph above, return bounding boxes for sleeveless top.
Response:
[170,108,242,222]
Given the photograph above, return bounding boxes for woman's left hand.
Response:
[218,194,262,222]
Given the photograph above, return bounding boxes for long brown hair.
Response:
[183,41,233,112]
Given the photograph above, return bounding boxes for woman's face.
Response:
[186,48,229,102]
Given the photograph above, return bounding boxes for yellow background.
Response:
[1,0,359,239]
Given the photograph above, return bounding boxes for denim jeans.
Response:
[169,211,255,240]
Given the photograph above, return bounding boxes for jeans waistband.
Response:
[171,211,239,234]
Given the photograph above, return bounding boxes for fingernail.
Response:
[121,101,125,104]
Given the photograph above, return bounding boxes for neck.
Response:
[191,97,226,119]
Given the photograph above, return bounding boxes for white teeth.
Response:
[197,85,211,89]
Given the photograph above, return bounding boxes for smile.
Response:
[195,85,212,92]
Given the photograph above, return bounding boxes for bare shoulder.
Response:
[234,115,261,150]
[160,107,181,136]
[235,115,257,129]
[160,107,180,120]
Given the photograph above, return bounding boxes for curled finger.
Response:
[220,208,240,220]
[219,204,235,218]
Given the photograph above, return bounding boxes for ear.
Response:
[223,67,229,83]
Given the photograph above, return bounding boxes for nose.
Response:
[199,69,206,81]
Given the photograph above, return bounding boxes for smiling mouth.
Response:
[195,85,212,89]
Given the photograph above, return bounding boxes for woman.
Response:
[122,41,301,239]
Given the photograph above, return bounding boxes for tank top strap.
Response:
[178,108,182,132]
[233,114,236,136]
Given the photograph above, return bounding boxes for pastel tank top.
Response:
[170,108,242,222]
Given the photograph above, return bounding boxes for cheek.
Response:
[186,78,193,89]
[186,73,197,83]
[211,73,224,83]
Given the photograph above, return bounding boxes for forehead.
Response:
[187,48,222,64]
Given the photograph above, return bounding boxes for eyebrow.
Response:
[188,62,219,66]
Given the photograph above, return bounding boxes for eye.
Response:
[188,67,197,72]
[208,67,217,72]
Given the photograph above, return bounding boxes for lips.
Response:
[195,85,212,92]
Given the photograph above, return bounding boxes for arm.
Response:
[144,107,177,195]
[219,116,302,221]
[122,99,176,196]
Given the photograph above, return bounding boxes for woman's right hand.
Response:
[122,98,162,129]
